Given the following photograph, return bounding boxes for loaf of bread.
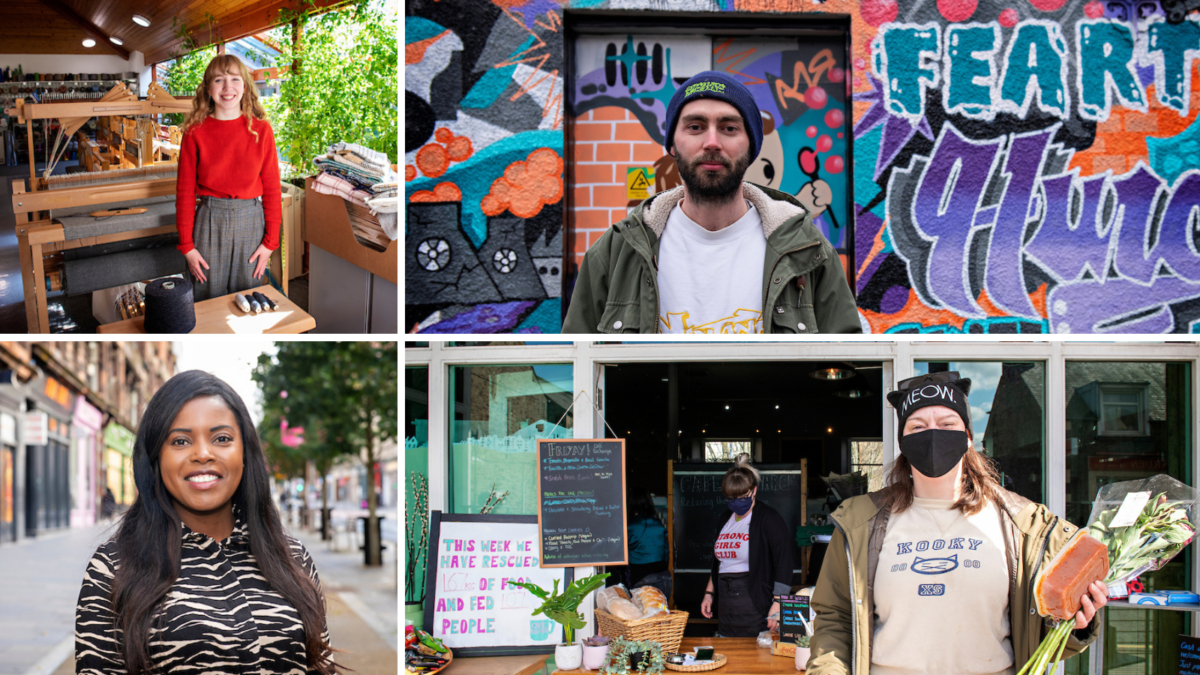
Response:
[595,585,630,612]
[1034,532,1109,620]
[632,586,667,611]
[606,598,642,621]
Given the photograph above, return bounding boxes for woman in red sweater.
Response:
[176,54,282,301]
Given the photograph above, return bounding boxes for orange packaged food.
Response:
[1034,532,1109,620]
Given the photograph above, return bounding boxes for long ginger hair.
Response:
[180,54,267,141]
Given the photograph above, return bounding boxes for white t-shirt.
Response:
[715,511,752,574]
[871,497,1013,675]
[657,202,766,334]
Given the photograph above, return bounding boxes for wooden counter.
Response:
[551,637,800,674]
[439,653,550,675]
[97,284,314,334]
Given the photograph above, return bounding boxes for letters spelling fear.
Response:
[873,18,1200,120]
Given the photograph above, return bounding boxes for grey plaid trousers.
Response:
[190,196,265,301]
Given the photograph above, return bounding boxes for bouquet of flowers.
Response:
[1018,475,1198,675]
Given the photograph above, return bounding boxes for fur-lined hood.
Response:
[631,182,809,241]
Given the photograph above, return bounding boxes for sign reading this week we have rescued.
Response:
[423,513,569,655]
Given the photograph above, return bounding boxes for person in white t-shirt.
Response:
[562,71,860,334]
[807,372,1108,675]
[699,456,793,637]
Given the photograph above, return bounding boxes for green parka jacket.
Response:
[808,485,1101,675]
[562,182,862,334]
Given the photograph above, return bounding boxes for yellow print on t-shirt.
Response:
[659,308,763,334]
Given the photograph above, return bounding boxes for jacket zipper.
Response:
[763,241,821,322]
[831,517,857,675]
[1026,515,1059,615]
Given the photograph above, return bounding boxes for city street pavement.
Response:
[0,513,397,675]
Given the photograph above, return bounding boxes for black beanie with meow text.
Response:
[886,374,973,438]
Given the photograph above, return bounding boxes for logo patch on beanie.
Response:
[685,81,726,97]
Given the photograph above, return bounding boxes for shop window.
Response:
[914,361,1046,503]
[448,364,573,515]
[1062,361,1192,675]
[704,440,753,463]
[850,439,884,492]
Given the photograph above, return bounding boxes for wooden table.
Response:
[552,638,800,674]
[441,653,550,675]
[97,284,314,334]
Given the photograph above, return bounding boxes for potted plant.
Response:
[794,634,811,671]
[600,637,666,674]
[582,635,611,670]
[510,573,609,671]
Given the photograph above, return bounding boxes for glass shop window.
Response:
[850,439,884,492]
[1061,361,1191,675]
[405,366,430,605]
[448,364,574,515]
[704,440,753,463]
[913,361,1046,503]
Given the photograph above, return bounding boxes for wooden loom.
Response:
[7,84,291,333]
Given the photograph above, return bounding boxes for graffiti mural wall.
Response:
[405,0,1200,334]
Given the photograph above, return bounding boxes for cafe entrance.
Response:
[599,359,885,633]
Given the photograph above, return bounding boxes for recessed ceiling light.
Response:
[82,38,96,47]
[132,14,151,27]
[110,37,123,45]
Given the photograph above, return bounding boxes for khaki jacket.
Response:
[808,485,1101,675]
[562,182,862,334]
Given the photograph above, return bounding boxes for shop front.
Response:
[0,399,19,544]
[103,423,135,509]
[23,374,74,536]
[70,397,103,528]
[406,341,1200,675]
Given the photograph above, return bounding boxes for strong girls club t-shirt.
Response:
[715,512,752,574]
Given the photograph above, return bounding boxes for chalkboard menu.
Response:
[536,439,628,567]
[777,595,812,644]
[1182,635,1200,675]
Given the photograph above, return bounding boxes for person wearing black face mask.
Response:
[805,372,1108,675]
[699,456,793,637]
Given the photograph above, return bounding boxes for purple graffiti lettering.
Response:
[899,125,1003,316]
[1155,173,1200,282]
[1048,276,1200,333]
[1111,164,1167,284]
[985,128,1056,317]
[1026,173,1111,283]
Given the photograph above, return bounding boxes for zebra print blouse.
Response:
[75,517,332,674]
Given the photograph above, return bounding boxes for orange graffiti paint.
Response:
[416,143,450,178]
[435,128,455,144]
[410,182,463,203]
[405,165,417,182]
[447,136,473,162]
[406,31,449,65]
[482,148,564,219]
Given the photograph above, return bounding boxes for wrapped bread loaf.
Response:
[606,597,643,621]
[1034,532,1109,620]
[632,586,667,610]
[595,585,630,612]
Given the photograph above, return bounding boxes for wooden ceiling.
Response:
[1,0,346,65]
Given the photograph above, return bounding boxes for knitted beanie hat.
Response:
[886,373,974,438]
[663,70,763,160]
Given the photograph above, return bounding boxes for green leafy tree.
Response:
[253,342,398,565]
[161,16,218,125]
[254,0,398,177]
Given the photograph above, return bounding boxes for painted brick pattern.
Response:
[569,106,663,266]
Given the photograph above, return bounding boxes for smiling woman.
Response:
[74,371,338,675]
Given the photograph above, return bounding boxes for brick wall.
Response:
[569,106,665,266]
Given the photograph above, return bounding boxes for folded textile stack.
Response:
[312,142,398,249]
[366,181,398,240]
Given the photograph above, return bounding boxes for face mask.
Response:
[899,429,970,478]
[727,494,753,515]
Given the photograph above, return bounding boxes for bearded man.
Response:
[564,71,860,334]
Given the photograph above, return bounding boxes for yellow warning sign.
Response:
[626,167,654,200]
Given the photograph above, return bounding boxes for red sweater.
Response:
[175,116,283,253]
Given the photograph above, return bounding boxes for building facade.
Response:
[406,0,1200,334]
[0,342,176,544]
[407,340,1200,674]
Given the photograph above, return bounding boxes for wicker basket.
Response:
[594,609,689,653]
[665,653,726,672]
